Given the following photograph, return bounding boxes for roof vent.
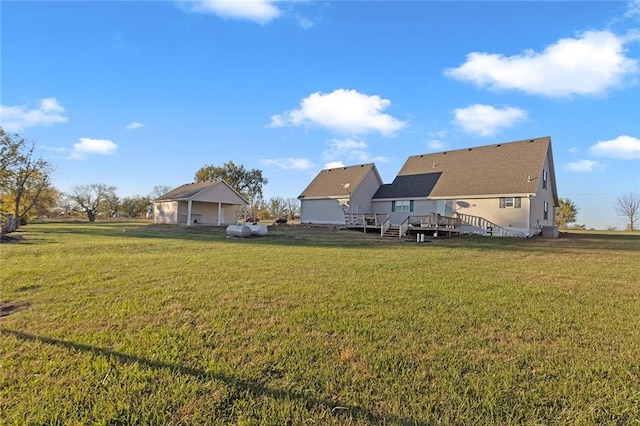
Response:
[496,144,502,147]
[443,152,447,154]
[468,148,472,151]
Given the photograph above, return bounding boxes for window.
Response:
[392,200,414,212]
[544,201,549,220]
[499,197,521,208]
[543,169,548,190]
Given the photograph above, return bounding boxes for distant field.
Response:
[2,223,639,424]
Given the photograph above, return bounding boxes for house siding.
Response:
[153,201,179,224]
[300,199,345,225]
[528,153,557,234]
[372,199,439,225]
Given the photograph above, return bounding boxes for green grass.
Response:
[2,223,639,425]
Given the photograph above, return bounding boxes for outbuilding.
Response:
[153,180,248,226]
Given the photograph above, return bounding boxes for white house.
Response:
[299,137,560,237]
[298,163,384,225]
[153,180,248,226]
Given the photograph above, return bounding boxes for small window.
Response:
[544,201,549,220]
[392,200,414,212]
[543,170,548,190]
[499,197,521,208]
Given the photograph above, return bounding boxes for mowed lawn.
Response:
[1,223,639,425]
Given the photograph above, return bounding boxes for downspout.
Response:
[527,195,532,237]
[187,199,193,225]
[217,202,222,226]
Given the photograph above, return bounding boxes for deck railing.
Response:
[344,213,390,231]
[399,214,462,238]
[452,212,527,237]
[380,217,392,236]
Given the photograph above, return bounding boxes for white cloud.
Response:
[322,138,367,160]
[269,89,406,136]
[324,161,345,169]
[626,0,640,18]
[321,137,389,165]
[589,135,640,159]
[427,139,447,150]
[452,104,527,137]
[71,138,118,160]
[260,157,314,170]
[0,98,68,132]
[568,159,598,172]
[180,0,281,24]
[445,30,639,97]
[125,121,145,130]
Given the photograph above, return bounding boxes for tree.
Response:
[151,185,171,199]
[0,127,57,231]
[67,183,117,222]
[121,195,152,218]
[195,160,268,215]
[285,198,300,220]
[615,192,640,231]
[555,198,579,229]
[267,196,286,219]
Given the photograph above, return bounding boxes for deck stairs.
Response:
[382,226,400,238]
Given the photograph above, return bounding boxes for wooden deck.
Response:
[344,213,392,235]
[399,214,462,238]
[344,213,461,238]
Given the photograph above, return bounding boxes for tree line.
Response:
[1,128,299,233]
[2,127,638,233]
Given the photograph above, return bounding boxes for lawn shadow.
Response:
[2,328,424,425]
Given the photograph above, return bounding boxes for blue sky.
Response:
[2,0,639,229]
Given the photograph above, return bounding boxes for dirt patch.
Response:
[0,301,30,317]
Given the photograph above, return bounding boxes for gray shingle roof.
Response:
[373,172,442,199]
[298,163,379,199]
[398,137,553,197]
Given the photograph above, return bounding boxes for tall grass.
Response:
[2,223,639,424]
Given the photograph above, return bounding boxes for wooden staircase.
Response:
[382,226,400,238]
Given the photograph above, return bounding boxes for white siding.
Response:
[153,201,179,224]
[300,199,345,225]
[349,169,383,214]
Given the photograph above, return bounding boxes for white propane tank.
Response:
[226,224,252,238]
[250,224,268,237]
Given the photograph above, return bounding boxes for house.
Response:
[153,180,248,226]
[298,163,384,225]
[299,137,559,237]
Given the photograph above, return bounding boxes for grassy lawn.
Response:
[2,223,639,425]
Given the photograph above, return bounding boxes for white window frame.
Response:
[394,200,411,212]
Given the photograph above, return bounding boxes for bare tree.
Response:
[67,183,117,222]
[615,192,640,231]
[267,196,286,219]
[151,185,172,199]
[285,197,300,220]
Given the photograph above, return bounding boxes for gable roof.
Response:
[397,136,555,198]
[298,163,381,199]
[373,172,442,199]
[154,180,248,204]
